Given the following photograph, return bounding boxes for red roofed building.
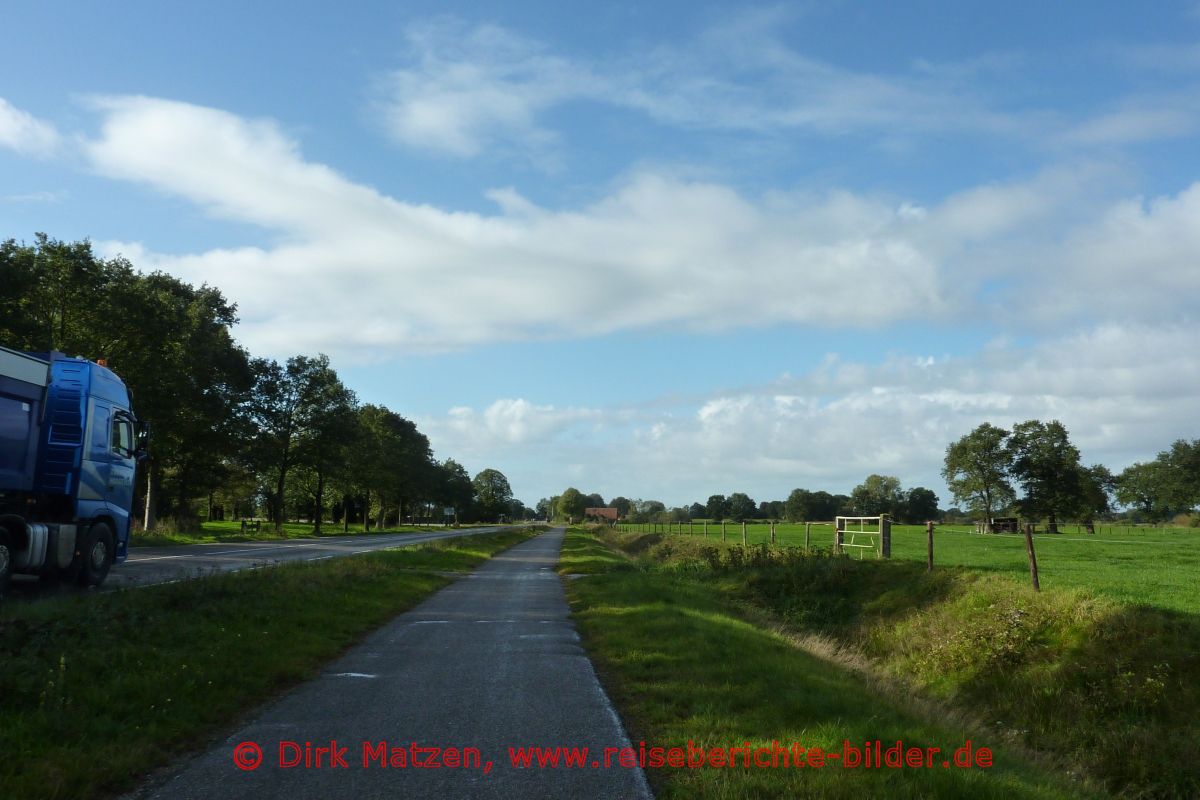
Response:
[585,507,620,523]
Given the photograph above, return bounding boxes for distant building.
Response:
[585,507,620,523]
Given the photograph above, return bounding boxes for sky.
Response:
[3,1,1199,509]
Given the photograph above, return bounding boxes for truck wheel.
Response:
[0,528,13,596]
[77,523,115,587]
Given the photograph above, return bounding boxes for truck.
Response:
[0,345,144,595]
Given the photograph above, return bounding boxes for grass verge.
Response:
[574,529,1199,799]
[130,520,503,548]
[0,526,540,799]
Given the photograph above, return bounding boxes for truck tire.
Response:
[0,528,13,596]
[77,523,115,587]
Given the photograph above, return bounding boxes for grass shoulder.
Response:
[130,520,504,548]
[0,526,540,800]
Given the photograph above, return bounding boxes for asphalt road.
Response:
[4,526,516,600]
[131,528,653,799]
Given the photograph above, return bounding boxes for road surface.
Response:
[131,528,653,799]
[5,526,519,599]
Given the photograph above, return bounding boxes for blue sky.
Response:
[3,1,1199,508]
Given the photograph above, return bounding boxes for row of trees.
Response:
[542,421,1196,531]
[538,480,940,525]
[943,420,1199,529]
[1,235,525,529]
[1114,439,1200,522]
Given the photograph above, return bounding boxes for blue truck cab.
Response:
[0,345,142,594]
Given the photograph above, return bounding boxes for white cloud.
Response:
[423,325,1200,506]
[1048,184,1200,320]
[375,15,1024,159]
[85,96,961,360]
[0,98,60,157]
[378,20,597,161]
[375,15,1200,163]
[1061,106,1199,146]
[442,398,600,447]
[82,96,1200,361]
[2,189,66,203]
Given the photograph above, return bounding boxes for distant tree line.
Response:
[1,234,530,529]
[546,420,1198,529]
[538,480,940,525]
[944,420,1199,529]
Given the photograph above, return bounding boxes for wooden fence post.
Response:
[926,521,934,572]
[880,516,891,558]
[1024,523,1041,591]
[722,521,727,542]
[742,521,747,546]
[770,522,776,544]
[805,522,811,550]
[834,518,845,554]
[704,520,708,538]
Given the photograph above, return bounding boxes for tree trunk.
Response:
[343,493,350,533]
[363,490,371,532]
[313,469,325,535]
[274,467,287,531]
[143,465,157,531]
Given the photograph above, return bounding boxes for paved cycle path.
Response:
[132,528,653,799]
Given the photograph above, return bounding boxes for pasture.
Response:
[616,521,1200,613]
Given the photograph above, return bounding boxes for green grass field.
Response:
[618,522,1200,614]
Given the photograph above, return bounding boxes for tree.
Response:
[942,423,1015,530]
[815,491,843,521]
[1113,441,1200,521]
[705,494,729,521]
[1072,464,1114,522]
[688,502,705,519]
[903,487,939,523]
[557,487,585,521]
[610,497,633,517]
[727,492,756,522]
[758,500,784,520]
[292,369,357,533]
[1007,420,1085,533]
[247,355,353,530]
[784,489,811,522]
[584,492,605,509]
[1116,461,1171,521]
[506,499,531,521]
[435,459,475,522]
[473,468,514,521]
[849,475,903,517]
[1159,439,1200,512]
[634,499,665,522]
